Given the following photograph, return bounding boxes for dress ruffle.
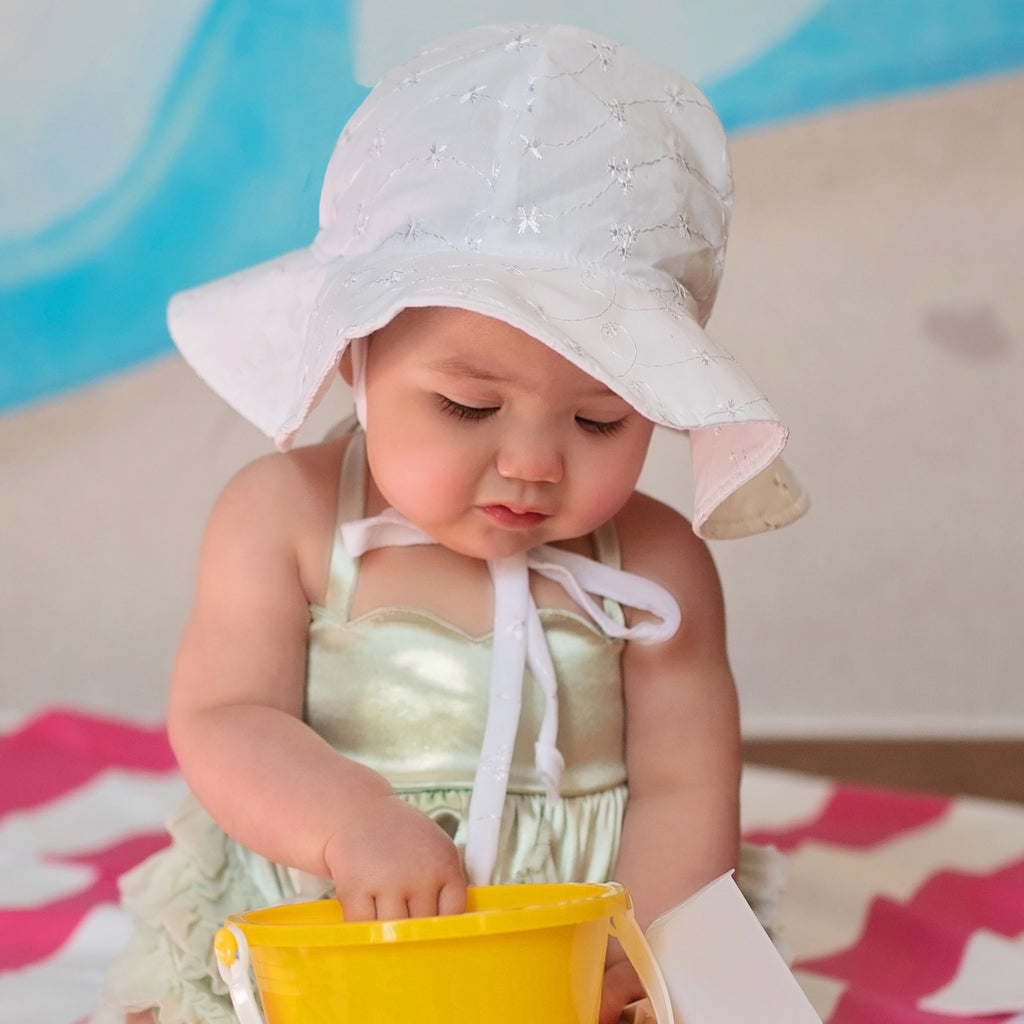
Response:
[92,796,304,1024]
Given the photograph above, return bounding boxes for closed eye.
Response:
[576,415,628,437]
[438,395,499,421]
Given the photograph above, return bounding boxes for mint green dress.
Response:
[93,436,780,1023]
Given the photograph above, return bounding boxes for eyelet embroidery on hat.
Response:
[504,32,534,53]
[460,84,487,104]
[609,224,638,259]
[589,40,616,69]
[605,99,628,126]
[610,157,636,191]
[521,136,543,160]
[516,206,547,234]
[664,84,697,111]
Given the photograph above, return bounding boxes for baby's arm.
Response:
[601,493,741,1020]
[166,441,466,921]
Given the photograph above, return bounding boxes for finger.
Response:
[335,889,376,923]
[599,961,645,1024]
[437,878,468,917]
[372,892,413,921]
[405,886,443,919]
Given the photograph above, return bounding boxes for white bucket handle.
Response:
[215,903,674,1024]
[215,923,266,1024]
[610,908,675,1024]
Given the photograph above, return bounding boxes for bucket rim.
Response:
[226,882,631,947]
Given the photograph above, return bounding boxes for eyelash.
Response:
[438,396,497,421]
[438,396,627,436]
[577,416,627,437]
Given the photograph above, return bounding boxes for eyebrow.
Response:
[428,356,619,397]
[428,357,511,384]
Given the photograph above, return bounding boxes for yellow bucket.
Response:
[214,882,671,1024]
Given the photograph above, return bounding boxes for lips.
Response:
[480,504,550,528]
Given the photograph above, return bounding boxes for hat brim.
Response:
[168,246,806,537]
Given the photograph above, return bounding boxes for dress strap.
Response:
[341,506,681,886]
[321,426,370,619]
[591,519,626,628]
[591,518,621,569]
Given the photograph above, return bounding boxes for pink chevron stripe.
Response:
[743,785,951,852]
[826,984,1013,1024]
[798,857,1024,1023]
[911,858,1024,933]
[0,710,176,816]
[0,831,170,969]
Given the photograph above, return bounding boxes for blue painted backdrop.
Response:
[2,0,1023,413]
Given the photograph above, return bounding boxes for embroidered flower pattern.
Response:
[516,206,544,234]
[590,40,616,69]
[664,85,689,111]
[606,100,628,126]
[522,136,543,160]
[610,224,638,258]
[525,76,537,113]
[609,157,634,192]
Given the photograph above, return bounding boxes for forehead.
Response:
[373,306,620,398]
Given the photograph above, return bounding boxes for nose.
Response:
[495,432,563,484]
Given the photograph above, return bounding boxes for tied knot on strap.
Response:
[340,509,681,885]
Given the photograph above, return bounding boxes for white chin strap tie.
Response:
[341,506,681,886]
[349,337,369,429]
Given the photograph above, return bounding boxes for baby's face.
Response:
[358,306,654,560]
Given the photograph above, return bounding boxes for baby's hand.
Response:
[322,794,466,921]
[600,956,645,1024]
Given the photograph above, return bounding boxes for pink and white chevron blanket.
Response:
[2,710,1023,1024]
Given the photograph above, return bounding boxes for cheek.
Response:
[572,436,651,517]
[583,475,636,521]
[369,431,474,516]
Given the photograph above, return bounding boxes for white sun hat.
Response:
[168,22,807,538]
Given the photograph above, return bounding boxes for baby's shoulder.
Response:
[615,489,698,552]
[614,490,718,594]
[205,436,351,555]
[218,436,348,507]
[204,436,351,603]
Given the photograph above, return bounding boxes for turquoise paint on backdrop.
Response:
[3,0,1024,412]
[704,0,1024,130]
[0,0,367,411]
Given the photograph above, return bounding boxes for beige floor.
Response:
[2,72,1023,737]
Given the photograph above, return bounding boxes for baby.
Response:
[95,22,806,1024]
